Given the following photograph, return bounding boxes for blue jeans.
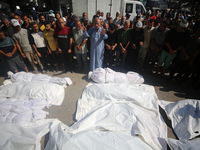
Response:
[76,53,88,70]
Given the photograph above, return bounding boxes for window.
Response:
[136,4,145,13]
[125,3,133,13]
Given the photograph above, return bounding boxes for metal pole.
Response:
[109,0,112,14]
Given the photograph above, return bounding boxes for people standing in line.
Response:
[12,19,44,73]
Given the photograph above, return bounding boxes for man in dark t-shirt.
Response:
[0,30,28,73]
[54,17,73,72]
[104,23,117,68]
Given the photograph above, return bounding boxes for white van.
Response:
[72,0,146,21]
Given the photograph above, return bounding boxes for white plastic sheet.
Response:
[167,138,200,150]
[45,123,153,150]
[75,83,167,150]
[0,119,60,150]
[0,81,65,106]
[159,99,200,140]
[7,71,72,86]
[88,68,144,84]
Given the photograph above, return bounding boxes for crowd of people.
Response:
[0,7,200,86]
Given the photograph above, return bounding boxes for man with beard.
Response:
[83,18,108,71]
[12,19,43,73]
[38,14,46,31]
[21,14,32,32]
[1,17,13,38]
[31,22,49,73]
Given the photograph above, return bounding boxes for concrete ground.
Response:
[0,61,200,149]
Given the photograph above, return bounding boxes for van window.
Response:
[125,3,133,13]
[136,4,145,13]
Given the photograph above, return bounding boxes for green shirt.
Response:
[117,28,131,50]
[2,24,13,38]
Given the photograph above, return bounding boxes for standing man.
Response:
[130,21,144,70]
[0,29,28,73]
[146,20,170,71]
[38,14,46,31]
[72,20,88,71]
[54,17,73,73]
[31,22,49,73]
[12,19,44,73]
[83,18,108,71]
[138,19,155,70]
[116,20,131,71]
[1,17,13,38]
[43,21,59,71]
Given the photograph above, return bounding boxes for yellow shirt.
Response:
[43,29,57,51]
[38,23,45,31]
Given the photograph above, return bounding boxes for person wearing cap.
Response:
[138,19,155,70]
[43,21,59,71]
[83,18,108,71]
[30,22,49,73]
[1,17,13,38]
[116,20,131,71]
[72,20,88,71]
[12,19,44,73]
[104,23,117,68]
[54,17,73,73]
[38,14,46,31]
[113,12,121,25]
[156,20,190,77]
[129,21,144,70]
[0,29,28,73]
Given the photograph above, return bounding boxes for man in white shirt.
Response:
[31,22,50,73]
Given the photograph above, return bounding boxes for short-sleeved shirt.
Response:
[43,29,57,51]
[12,28,32,52]
[31,31,46,48]
[54,26,72,51]
[117,28,131,50]
[105,30,118,46]
[72,28,87,54]
[0,37,17,59]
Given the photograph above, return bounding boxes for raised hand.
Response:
[100,28,105,36]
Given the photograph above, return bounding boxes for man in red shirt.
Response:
[54,17,73,73]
